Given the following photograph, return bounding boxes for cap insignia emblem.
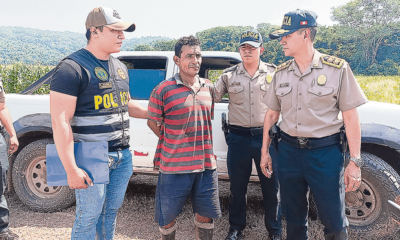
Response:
[317,75,327,86]
[95,67,108,81]
[282,16,291,26]
[272,29,290,35]
[117,68,127,79]
[113,10,121,19]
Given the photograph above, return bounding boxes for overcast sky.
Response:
[0,0,351,39]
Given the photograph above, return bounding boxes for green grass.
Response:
[356,75,400,104]
[0,63,53,94]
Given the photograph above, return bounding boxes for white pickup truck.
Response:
[5,51,400,238]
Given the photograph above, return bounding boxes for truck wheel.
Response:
[12,138,75,212]
[346,152,400,238]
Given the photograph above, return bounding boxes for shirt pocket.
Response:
[228,85,245,105]
[306,86,334,111]
[260,84,268,102]
[276,86,293,112]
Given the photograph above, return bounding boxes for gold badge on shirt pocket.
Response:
[117,68,127,80]
[317,75,327,86]
[266,75,272,84]
[99,82,113,89]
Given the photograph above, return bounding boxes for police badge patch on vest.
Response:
[95,67,109,81]
[117,68,127,80]
[99,82,113,89]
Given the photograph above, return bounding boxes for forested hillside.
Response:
[1,0,399,75]
[0,26,170,65]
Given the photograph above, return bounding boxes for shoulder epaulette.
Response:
[223,65,238,73]
[275,60,293,73]
[321,55,345,68]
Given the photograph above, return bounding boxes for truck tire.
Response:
[346,152,400,238]
[12,138,75,212]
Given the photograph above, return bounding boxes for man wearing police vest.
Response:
[50,7,147,239]
[214,30,282,240]
[261,10,367,239]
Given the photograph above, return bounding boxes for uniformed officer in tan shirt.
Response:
[261,10,367,240]
[214,30,282,240]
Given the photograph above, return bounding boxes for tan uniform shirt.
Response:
[214,61,276,127]
[0,77,5,103]
[265,50,367,138]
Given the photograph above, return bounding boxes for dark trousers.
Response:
[225,132,281,236]
[278,140,348,240]
[0,135,9,232]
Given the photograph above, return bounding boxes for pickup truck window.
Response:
[120,57,168,100]
[120,56,240,100]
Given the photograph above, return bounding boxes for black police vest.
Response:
[66,49,130,151]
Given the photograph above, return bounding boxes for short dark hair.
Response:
[297,27,317,42]
[174,35,201,57]
[86,26,104,42]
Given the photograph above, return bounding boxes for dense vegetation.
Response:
[0,26,170,65]
[0,0,399,75]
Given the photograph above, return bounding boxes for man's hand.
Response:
[344,161,361,192]
[261,151,273,178]
[8,135,19,154]
[67,168,93,189]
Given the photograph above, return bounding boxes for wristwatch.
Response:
[348,156,364,168]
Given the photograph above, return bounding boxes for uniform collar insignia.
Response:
[312,50,323,69]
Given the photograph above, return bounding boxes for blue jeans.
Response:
[225,132,282,236]
[71,148,133,240]
[278,140,348,240]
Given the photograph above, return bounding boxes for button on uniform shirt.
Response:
[265,50,368,138]
[214,61,276,127]
[147,74,217,173]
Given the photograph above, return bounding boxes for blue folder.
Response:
[46,141,109,186]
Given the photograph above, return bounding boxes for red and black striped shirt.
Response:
[148,74,216,173]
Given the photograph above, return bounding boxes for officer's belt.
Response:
[280,131,340,149]
[229,125,263,136]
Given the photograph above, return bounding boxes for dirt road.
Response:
[5,175,386,240]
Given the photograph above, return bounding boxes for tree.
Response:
[331,0,400,67]
[134,44,154,51]
[196,26,252,52]
[152,39,176,51]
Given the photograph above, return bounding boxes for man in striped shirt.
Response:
[147,36,221,240]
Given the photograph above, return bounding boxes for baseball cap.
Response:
[269,9,317,40]
[239,29,263,48]
[85,7,136,32]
